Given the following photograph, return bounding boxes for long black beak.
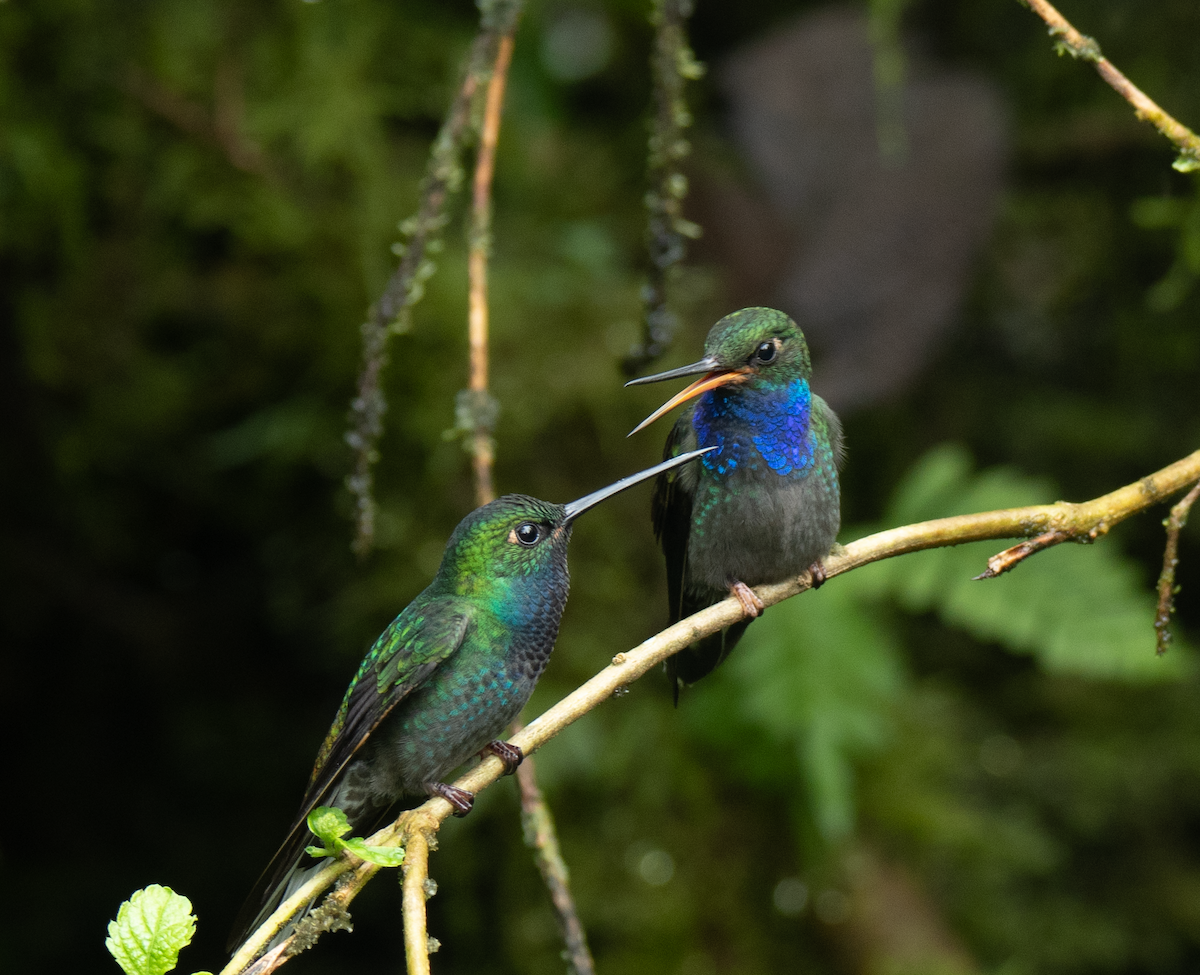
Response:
[623,355,720,386]
[561,447,716,524]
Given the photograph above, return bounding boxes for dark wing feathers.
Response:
[301,608,470,816]
[227,603,470,952]
[653,417,721,703]
[652,415,698,627]
[653,414,749,699]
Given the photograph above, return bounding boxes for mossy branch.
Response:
[347,0,525,558]
[1156,480,1200,654]
[225,448,1200,975]
[624,0,704,375]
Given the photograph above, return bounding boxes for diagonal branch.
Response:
[224,447,1200,975]
[1020,0,1200,171]
[346,37,486,558]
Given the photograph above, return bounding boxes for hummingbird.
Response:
[626,307,843,700]
[228,448,713,953]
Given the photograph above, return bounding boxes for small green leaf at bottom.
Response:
[306,806,353,846]
[342,836,406,867]
[304,805,405,866]
[105,885,197,975]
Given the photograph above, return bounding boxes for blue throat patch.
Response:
[693,377,814,477]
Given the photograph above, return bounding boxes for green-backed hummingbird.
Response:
[228,448,712,953]
[627,307,843,700]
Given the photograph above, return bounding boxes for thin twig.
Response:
[1155,479,1200,654]
[223,448,1200,975]
[461,25,594,973]
[974,528,1074,579]
[1021,0,1200,171]
[464,32,513,508]
[513,723,597,975]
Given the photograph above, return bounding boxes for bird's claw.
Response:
[808,560,827,589]
[430,782,475,817]
[483,739,524,775]
[730,580,764,618]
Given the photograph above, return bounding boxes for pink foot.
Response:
[808,560,827,589]
[730,580,764,618]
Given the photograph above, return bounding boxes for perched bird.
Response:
[627,307,843,700]
[229,448,712,952]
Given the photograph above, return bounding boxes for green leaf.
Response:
[105,885,197,975]
[305,805,404,866]
[1172,152,1200,173]
[307,806,353,845]
[342,837,406,867]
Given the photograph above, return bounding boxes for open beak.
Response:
[561,446,716,524]
[625,357,751,437]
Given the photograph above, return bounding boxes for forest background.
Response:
[4,1,1200,974]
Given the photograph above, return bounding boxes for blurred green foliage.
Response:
[3,1,1200,975]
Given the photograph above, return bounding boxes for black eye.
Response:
[515,522,542,547]
[754,341,777,364]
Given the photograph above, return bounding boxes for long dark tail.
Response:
[226,817,323,954]
[666,615,753,704]
[228,779,394,956]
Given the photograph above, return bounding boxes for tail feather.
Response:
[226,819,322,954]
[227,772,394,957]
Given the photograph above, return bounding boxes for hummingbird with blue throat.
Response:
[627,307,843,700]
[228,448,713,952]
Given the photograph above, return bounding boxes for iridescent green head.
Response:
[702,307,811,380]
[433,447,717,591]
[436,495,571,588]
[626,307,812,435]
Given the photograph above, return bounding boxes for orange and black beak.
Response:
[624,357,751,436]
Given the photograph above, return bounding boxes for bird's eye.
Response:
[754,340,777,364]
[515,522,542,547]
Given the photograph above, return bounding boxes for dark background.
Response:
[4,1,1200,973]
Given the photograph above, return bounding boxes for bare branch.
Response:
[1020,0,1200,171]
[464,33,514,509]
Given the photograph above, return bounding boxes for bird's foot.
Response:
[483,739,524,775]
[808,560,827,589]
[430,782,475,817]
[730,580,764,618]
